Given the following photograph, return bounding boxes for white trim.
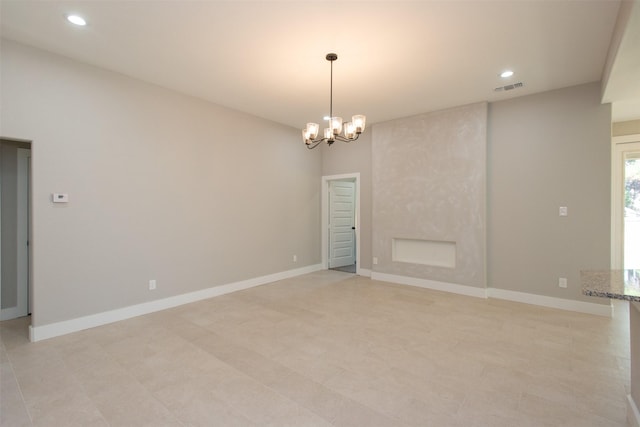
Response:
[488,287,611,317]
[16,148,29,318]
[371,272,488,298]
[629,394,640,427]
[612,141,623,269]
[368,272,611,316]
[0,147,30,321]
[321,173,361,275]
[612,138,640,269]
[613,134,640,145]
[28,264,322,342]
[358,268,372,277]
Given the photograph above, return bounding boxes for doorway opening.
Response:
[321,173,360,275]
[1,138,32,322]
[612,137,640,282]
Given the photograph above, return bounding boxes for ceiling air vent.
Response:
[494,82,524,92]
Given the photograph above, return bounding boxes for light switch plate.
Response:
[559,206,568,216]
[53,193,69,203]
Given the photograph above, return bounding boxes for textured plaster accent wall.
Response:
[372,103,487,288]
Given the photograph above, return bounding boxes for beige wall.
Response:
[488,83,611,304]
[613,119,640,136]
[1,40,321,327]
[320,132,372,270]
[372,103,487,287]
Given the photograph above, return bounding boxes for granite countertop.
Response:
[581,270,640,302]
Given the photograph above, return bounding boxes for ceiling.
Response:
[1,0,639,129]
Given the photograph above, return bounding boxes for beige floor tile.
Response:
[72,358,138,398]
[30,396,106,427]
[174,399,257,426]
[0,361,32,426]
[0,315,31,351]
[268,370,401,426]
[517,392,613,427]
[0,343,9,364]
[90,381,180,426]
[0,272,631,426]
[264,407,335,427]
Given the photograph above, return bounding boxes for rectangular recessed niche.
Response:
[392,238,456,268]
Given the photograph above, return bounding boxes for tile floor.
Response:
[329,264,356,274]
[0,270,631,426]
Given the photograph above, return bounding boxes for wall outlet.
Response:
[559,206,568,217]
[149,279,157,290]
[558,277,567,288]
[293,255,297,263]
[373,257,378,265]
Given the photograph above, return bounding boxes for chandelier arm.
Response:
[306,139,325,149]
[333,133,362,143]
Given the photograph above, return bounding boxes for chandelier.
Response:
[302,53,366,149]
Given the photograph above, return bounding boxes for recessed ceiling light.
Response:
[500,70,514,78]
[66,14,87,26]
[323,115,330,121]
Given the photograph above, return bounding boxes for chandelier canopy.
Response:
[302,53,366,149]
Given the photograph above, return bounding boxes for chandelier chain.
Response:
[329,57,333,124]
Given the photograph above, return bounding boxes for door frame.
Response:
[0,142,31,320]
[321,173,361,274]
[612,134,640,269]
[16,148,30,317]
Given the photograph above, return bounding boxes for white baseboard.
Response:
[487,287,611,317]
[28,265,613,342]
[371,272,488,298]
[29,264,323,342]
[357,268,372,277]
[629,394,640,427]
[368,272,611,317]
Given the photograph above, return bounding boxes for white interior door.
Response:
[329,180,356,268]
